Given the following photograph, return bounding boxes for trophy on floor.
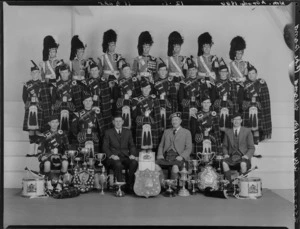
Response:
[99,166,107,195]
[95,153,106,167]
[178,163,190,197]
[189,159,201,176]
[162,179,176,197]
[66,150,78,170]
[188,179,199,195]
[115,181,126,197]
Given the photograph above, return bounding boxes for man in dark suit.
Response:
[102,115,138,193]
[222,112,255,183]
[156,112,192,180]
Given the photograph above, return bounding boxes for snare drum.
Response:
[239,177,262,198]
[22,178,45,197]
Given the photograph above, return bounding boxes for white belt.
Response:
[104,70,119,74]
[73,75,85,80]
[140,72,151,77]
[169,72,182,77]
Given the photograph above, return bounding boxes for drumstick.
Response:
[233,166,258,182]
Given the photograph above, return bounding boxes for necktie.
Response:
[118,130,121,135]
[173,129,176,135]
[235,129,238,137]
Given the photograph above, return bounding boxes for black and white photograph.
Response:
[2,1,297,228]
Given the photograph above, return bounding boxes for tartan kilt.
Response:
[53,101,76,133]
[242,104,263,135]
[135,116,160,151]
[22,103,44,132]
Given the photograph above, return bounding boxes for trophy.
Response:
[197,151,215,165]
[79,148,90,167]
[189,159,201,176]
[95,153,106,167]
[188,179,199,195]
[66,150,78,169]
[99,166,107,195]
[162,179,176,197]
[178,163,190,197]
[74,157,81,171]
[115,181,126,197]
[215,155,224,173]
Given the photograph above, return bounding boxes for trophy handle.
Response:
[101,154,106,161]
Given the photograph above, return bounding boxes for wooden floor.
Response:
[3,188,294,229]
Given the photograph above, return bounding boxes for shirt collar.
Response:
[233,126,241,133]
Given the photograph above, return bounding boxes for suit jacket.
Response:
[157,127,192,161]
[102,128,137,158]
[222,127,255,159]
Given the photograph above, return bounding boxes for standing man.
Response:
[222,113,255,184]
[132,31,158,85]
[23,61,52,156]
[102,115,138,194]
[156,112,192,180]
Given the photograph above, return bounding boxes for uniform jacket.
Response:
[157,127,192,161]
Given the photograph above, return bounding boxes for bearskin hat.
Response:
[197,32,213,56]
[167,31,184,57]
[30,60,39,72]
[102,29,117,53]
[70,35,85,61]
[137,31,153,56]
[229,36,246,61]
[43,35,59,61]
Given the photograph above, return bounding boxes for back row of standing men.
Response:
[23,29,272,158]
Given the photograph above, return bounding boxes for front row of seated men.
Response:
[38,111,255,194]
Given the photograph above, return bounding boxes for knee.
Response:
[130,160,138,169]
[44,161,51,172]
[114,161,123,170]
[222,161,229,171]
[240,162,247,173]
[172,165,179,174]
[61,161,68,171]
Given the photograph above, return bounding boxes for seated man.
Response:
[37,114,69,181]
[156,112,192,180]
[102,115,138,194]
[222,112,255,184]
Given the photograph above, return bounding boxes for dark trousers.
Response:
[106,157,138,188]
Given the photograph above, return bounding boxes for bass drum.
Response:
[198,165,219,191]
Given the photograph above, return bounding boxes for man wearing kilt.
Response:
[196,32,219,99]
[24,61,52,157]
[242,64,272,152]
[114,59,141,130]
[79,60,112,131]
[166,31,187,111]
[51,63,83,139]
[37,114,70,184]
[229,36,249,112]
[131,78,161,151]
[212,60,237,142]
[193,95,221,157]
[69,35,90,81]
[132,31,158,86]
[194,119,219,159]
[99,29,122,80]
[153,60,177,137]
[40,35,60,95]
[178,56,202,141]
[71,90,105,158]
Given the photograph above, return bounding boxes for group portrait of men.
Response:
[22,29,272,194]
